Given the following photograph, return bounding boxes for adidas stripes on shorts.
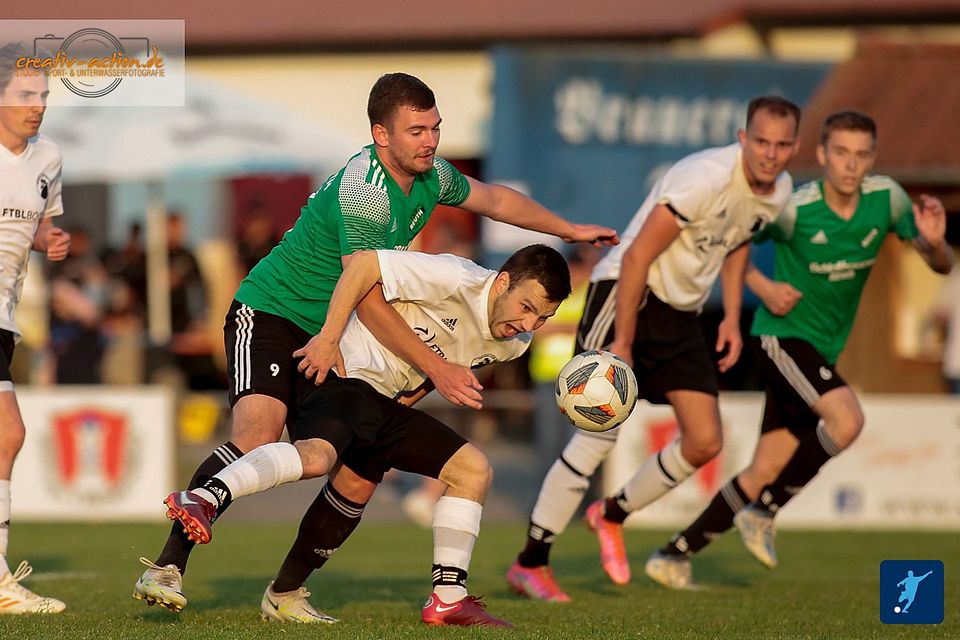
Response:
[752,335,847,438]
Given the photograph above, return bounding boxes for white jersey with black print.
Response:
[592,143,792,311]
[0,134,63,339]
[339,250,533,398]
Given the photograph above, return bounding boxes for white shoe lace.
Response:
[1,561,44,601]
[138,557,182,589]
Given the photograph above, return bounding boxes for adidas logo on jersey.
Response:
[810,230,829,244]
[441,317,458,331]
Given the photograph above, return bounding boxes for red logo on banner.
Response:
[646,418,720,494]
[52,408,128,491]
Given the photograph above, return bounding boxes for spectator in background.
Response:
[527,245,599,478]
[237,203,279,276]
[101,222,147,320]
[47,226,108,384]
[933,264,960,393]
[166,213,220,390]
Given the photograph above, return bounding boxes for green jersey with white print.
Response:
[236,145,471,335]
[751,175,917,363]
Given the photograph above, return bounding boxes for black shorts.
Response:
[0,329,14,387]
[753,335,847,438]
[576,280,718,405]
[223,299,313,413]
[291,375,468,484]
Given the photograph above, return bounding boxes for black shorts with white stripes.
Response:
[223,298,313,412]
[753,335,847,438]
[575,280,718,405]
[292,375,468,483]
[0,329,15,387]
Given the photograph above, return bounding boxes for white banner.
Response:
[605,393,960,530]
[11,386,175,521]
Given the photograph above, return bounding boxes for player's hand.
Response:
[761,281,802,316]
[914,194,947,246]
[605,340,633,368]
[293,335,346,385]
[45,227,71,261]
[715,316,742,373]
[429,360,484,410]
[563,223,620,247]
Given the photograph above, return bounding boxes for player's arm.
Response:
[32,216,71,261]
[355,285,484,409]
[911,194,954,275]
[294,250,384,383]
[459,176,618,246]
[607,204,682,366]
[745,263,802,317]
[716,242,749,372]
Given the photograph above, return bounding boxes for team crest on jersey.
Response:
[37,174,49,199]
[860,227,879,248]
[471,354,498,368]
[750,215,766,234]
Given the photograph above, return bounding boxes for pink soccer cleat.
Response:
[164,490,217,544]
[585,499,630,585]
[506,561,571,602]
[421,593,513,627]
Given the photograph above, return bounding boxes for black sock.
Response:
[604,493,629,524]
[156,441,243,572]
[517,522,558,568]
[272,481,366,593]
[756,424,842,515]
[662,477,750,556]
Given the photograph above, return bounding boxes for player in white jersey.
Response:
[162,245,570,626]
[507,96,801,601]
[0,43,72,614]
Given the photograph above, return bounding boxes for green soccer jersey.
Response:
[751,175,918,363]
[235,145,471,334]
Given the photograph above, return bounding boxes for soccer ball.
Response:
[556,350,638,433]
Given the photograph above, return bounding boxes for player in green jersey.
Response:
[134,72,618,612]
[645,110,953,589]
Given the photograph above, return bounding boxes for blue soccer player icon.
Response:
[896,570,933,613]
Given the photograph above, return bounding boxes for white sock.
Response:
[618,438,695,513]
[530,430,618,535]
[0,480,9,575]
[432,496,482,603]
[210,442,303,502]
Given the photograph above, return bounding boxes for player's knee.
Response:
[683,432,722,467]
[294,438,337,478]
[0,420,25,461]
[440,444,492,496]
[826,407,865,449]
[330,467,376,504]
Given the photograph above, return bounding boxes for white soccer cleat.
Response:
[644,551,700,590]
[260,582,337,624]
[734,506,779,569]
[0,561,66,614]
[132,557,187,612]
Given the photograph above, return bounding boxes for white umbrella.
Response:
[41,71,358,183]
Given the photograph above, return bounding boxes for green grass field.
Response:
[0,522,954,639]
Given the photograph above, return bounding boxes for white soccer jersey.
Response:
[592,143,792,311]
[338,251,533,398]
[0,134,63,338]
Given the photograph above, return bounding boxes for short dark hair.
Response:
[367,73,436,128]
[820,110,876,146]
[0,42,34,94]
[746,95,801,133]
[499,244,571,303]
